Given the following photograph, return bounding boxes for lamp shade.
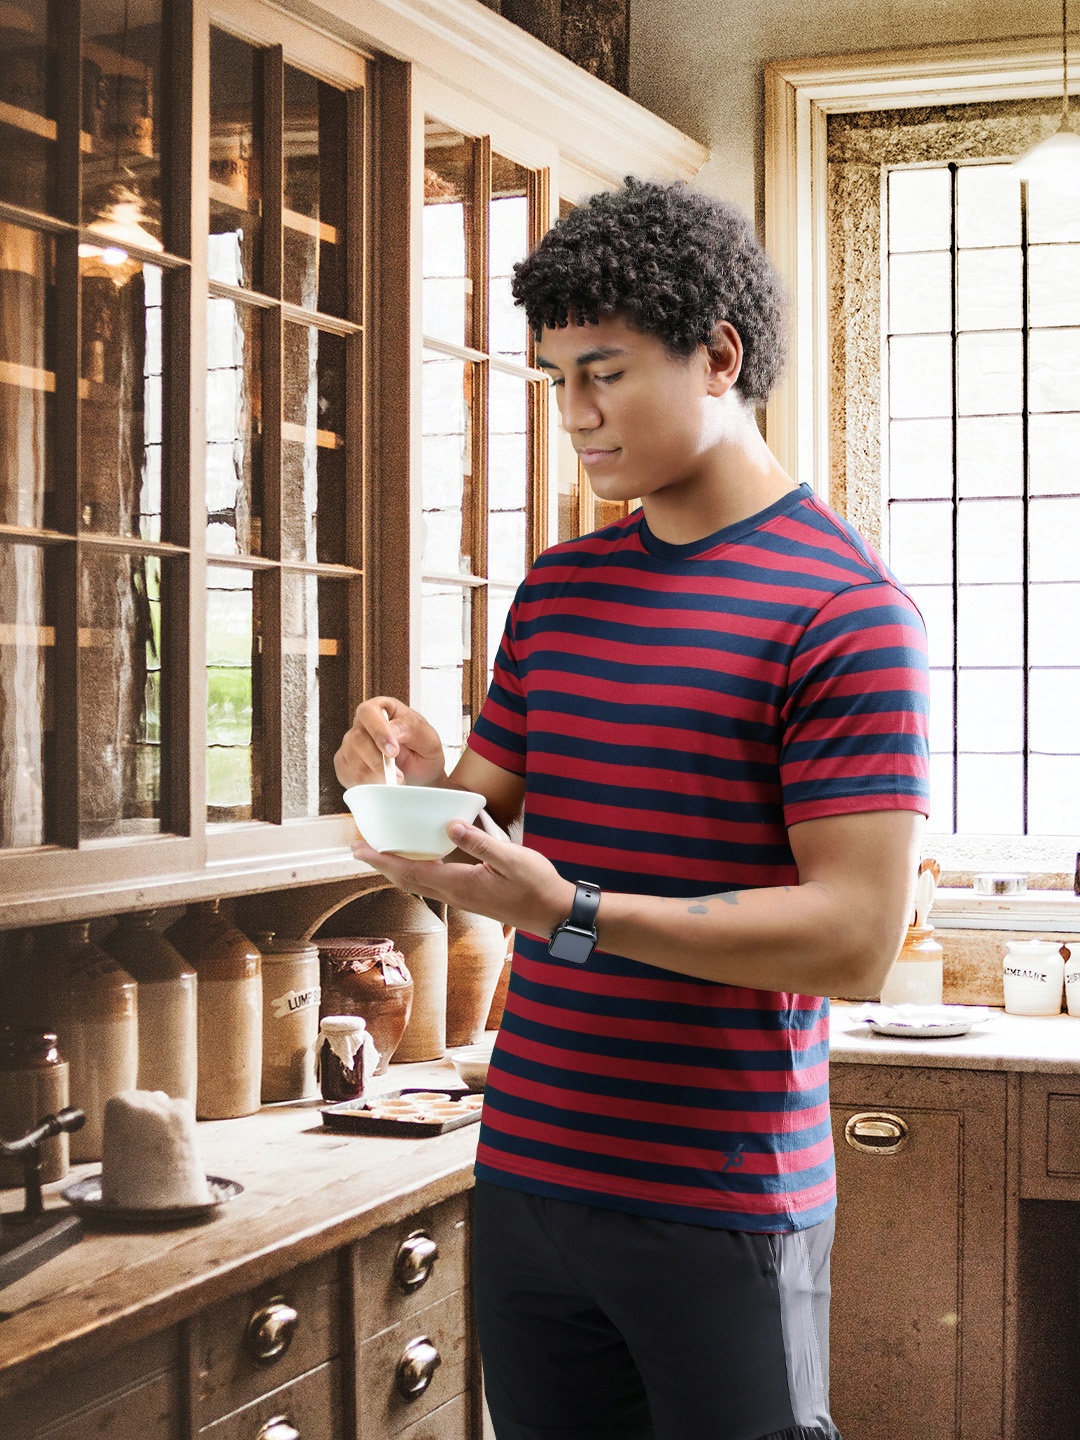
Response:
[1012,125,1080,186]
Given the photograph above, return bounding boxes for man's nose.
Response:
[559,385,601,432]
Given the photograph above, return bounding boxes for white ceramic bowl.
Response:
[449,1042,493,1091]
[343,784,486,861]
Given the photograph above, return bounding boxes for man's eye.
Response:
[549,376,565,388]
[595,371,623,384]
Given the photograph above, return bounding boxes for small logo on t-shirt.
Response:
[720,1143,745,1172]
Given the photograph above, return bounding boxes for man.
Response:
[335,177,929,1440]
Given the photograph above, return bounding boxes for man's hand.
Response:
[334,696,446,789]
[352,822,575,941]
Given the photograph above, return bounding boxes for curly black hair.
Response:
[511,177,787,404]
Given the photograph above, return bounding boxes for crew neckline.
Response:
[637,483,812,560]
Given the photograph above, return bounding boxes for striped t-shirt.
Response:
[468,483,930,1232]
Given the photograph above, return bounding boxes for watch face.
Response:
[548,926,594,965]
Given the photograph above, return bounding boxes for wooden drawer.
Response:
[1020,1073,1080,1199]
[395,1393,469,1440]
[352,1192,469,1341]
[199,1359,342,1440]
[356,1288,468,1438]
[191,1252,341,1426]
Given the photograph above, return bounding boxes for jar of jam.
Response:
[316,1016,378,1103]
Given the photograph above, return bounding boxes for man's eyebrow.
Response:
[535,345,630,371]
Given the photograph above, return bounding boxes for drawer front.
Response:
[395,1393,469,1440]
[33,1373,181,1440]
[356,1289,468,1438]
[353,1193,469,1340]
[193,1252,341,1425]
[1020,1073,1080,1199]
[199,1360,342,1440]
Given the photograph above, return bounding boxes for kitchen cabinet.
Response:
[829,1065,1009,1440]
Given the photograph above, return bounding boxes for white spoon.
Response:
[380,709,401,786]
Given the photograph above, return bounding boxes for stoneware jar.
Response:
[166,901,262,1118]
[317,937,412,1074]
[445,908,509,1047]
[879,924,943,1007]
[103,911,197,1106]
[1003,937,1067,1016]
[258,934,321,1103]
[343,889,447,1061]
[0,1029,70,1187]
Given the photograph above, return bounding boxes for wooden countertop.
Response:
[0,1058,479,1401]
[830,1001,1080,1072]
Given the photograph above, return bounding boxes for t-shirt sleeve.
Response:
[467,585,527,776]
[780,580,930,826]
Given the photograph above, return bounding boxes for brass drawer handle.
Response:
[255,1417,300,1440]
[394,1230,439,1291]
[245,1298,299,1363]
[396,1335,441,1399]
[844,1112,909,1154]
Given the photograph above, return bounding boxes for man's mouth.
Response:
[576,447,619,466]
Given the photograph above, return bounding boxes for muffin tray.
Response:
[321,1087,484,1136]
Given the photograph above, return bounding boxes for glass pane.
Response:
[1029,496,1080,581]
[206,564,259,822]
[419,580,470,768]
[0,0,53,213]
[957,498,1022,584]
[957,417,1022,498]
[927,752,954,834]
[956,165,1020,249]
[0,223,53,528]
[423,124,472,348]
[206,295,261,556]
[1029,329,1080,412]
[1028,244,1080,328]
[1028,668,1080,755]
[1030,583,1080,665]
[927,668,953,754]
[887,500,952,586]
[889,419,952,499]
[957,753,1021,834]
[957,669,1022,752]
[1027,177,1080,243]
[209,29,260,290]
[957,331,1022,415]
[904,585,954,668]
[490,153,530,364]
[956,248,1021,330]
[887,169,951,253]
[81,1,165,259]
[594,497,629,530]
[282,324,346,564]
[281,573,350,819]
[80,258,164,541]
[1030,414,1080,495]
[488,370,529,585]
[79,551,164,839]
[283,66,348,317]
[1028,755,1080,834]
[557,428,582,542]
[0,542,50,848]
[487,584,515,685]
[421,349,473,574]
[957,583,1023,667]
[889,335,952,418]
[888,252,950,335]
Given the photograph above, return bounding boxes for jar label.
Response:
[1004,966,1050,982]
[271,985,322,1019]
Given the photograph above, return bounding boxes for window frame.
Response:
[764,36,1080,888]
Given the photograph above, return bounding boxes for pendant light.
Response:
[1012,0,1080,185]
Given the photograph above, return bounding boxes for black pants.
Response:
[473,1180,841,1440]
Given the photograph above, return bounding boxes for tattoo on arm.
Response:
[688,903,708,914]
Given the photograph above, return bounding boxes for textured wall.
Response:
[628,0,1053,222]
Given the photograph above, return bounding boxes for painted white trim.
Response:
[764,34,1065,493]
[278,0,709,185]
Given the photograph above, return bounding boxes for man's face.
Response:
[536,315,720,505]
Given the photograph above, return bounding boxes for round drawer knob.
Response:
[393,1230,439,1291]
[396,1335,441,1399]
[245,1299,299,1363]
[844,1111,909,1155]
[255,1417,300,1440]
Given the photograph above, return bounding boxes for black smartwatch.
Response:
[548,880,601,964]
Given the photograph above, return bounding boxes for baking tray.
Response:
[321,1087,483,1136]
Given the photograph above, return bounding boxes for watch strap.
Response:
[567,880,601,932]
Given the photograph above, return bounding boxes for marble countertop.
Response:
[830,1001,1080,1072]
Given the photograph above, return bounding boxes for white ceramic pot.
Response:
[1002,938,1067,1016]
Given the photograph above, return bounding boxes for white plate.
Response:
[60,1173,242,1224]
[849,1004,992,1038]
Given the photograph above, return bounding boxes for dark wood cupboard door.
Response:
[828,1065,1008,1440]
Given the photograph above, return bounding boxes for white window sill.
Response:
[931,888,1080,933]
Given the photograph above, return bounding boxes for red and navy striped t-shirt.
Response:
[468,484,930,1232]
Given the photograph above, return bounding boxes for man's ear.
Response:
[704,320,744,397]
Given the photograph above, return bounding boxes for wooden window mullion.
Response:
[527,167,550,563]
[259,567,283,824]
[262,46,284,300]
